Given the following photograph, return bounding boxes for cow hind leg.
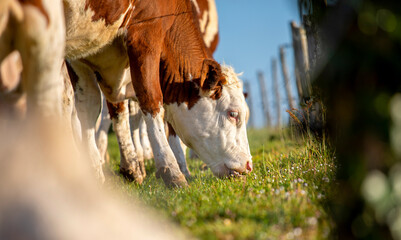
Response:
[96,95,112,166]
[167,123,191,178]
[69,61,105,183]
[107,100,143,184]
[139,117,153,160]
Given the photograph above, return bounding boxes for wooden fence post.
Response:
[243,80,254,128]
[279,46,296,110]
[291,21,311,100]
[271,58,281,128]
[257,71,272,128]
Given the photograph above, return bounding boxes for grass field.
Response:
[107,128,336,239]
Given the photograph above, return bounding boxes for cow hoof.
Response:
[120,167,143,184]
[156,167,188,188]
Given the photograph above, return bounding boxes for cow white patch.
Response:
[63,0,132,59]
[142,110,183,178]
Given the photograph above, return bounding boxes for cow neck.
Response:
[160,2,210,109]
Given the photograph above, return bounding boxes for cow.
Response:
[0,0,65,120]
[64,0,252,187]
[99,0,221,179]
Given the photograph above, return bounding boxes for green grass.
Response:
[107,128,336,239]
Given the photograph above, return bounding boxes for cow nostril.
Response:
[246,161,253,172]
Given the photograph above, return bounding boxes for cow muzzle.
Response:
[223,160,253,178]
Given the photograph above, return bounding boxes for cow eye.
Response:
[228,111,239,120]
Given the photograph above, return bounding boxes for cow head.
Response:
[165,60,252,177]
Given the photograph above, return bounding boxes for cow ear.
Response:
[199,59,225,92]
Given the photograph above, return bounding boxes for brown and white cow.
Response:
[102,0,221,179]
[0,0,65,120]
[64,0,252,187]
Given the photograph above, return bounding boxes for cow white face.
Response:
[165,65,252,177]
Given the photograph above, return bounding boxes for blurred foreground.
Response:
[0,119,189,240]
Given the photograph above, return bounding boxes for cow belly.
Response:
[80,37,136,103]
[63,0,129,59]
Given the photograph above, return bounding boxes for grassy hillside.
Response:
[107,129,335,239]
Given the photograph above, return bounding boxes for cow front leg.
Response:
[127,32,187,187]
[107,100,144,184]
[141,111,187,187]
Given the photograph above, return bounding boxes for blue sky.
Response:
[214,0,300,128]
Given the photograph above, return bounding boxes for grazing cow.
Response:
[101,0,221,179]
[65,0,252,187]
[0,0,65,119]
[95,0,219,173]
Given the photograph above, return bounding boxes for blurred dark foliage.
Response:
[311,0,401,239]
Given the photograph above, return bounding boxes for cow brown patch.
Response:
[123,0,225,114]
[127,43,164,117]
[85,0,131,26]
[160,59,226,108]
[124,0,175,117]
[106,101,125,119]
[18,0,49,25]
[156,2,224,109]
